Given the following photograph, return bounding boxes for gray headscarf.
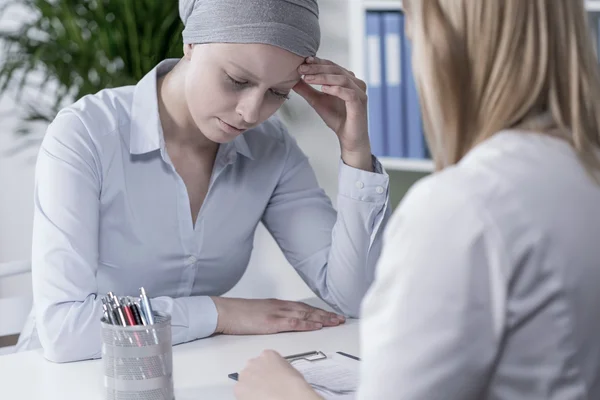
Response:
[179,0,320,57]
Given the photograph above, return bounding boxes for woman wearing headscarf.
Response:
[16,0,392,363]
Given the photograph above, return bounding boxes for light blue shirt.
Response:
[17,59,391,362]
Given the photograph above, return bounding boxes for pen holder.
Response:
[101,312,174,400]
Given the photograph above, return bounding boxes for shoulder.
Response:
[397,132,550,223]
[41,86,135,160]
[385,160,511,258]
[386,132,552,271]
[390,167,486,232]
[44,86,135,148]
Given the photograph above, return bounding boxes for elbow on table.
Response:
[337,302,361,319]
[40,330,98,363]
[324,271,372,319]
[38,308,99,363]
[327,291,363,319]
[42,343,83,363]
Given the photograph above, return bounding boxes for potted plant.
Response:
[0,0,184,144]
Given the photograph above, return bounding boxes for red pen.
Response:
[121,297,137,326]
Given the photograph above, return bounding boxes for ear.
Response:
[183,43,194,60]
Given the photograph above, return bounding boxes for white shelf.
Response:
[360,0,403,10]
[379,157,434,173]
[588,1,600,11]
[358,0,600,12]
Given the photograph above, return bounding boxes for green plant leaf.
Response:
[0,0,184,137]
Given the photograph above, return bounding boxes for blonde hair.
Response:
[404,0,600,175]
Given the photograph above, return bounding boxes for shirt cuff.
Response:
[338,155,390,202]
[157,295,218,341]
[188,296,218,340]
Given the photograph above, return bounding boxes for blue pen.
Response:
[139,287,155,325]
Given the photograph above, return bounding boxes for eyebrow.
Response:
[228,61,299,85]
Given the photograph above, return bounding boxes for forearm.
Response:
[314,158,392,317]
[37,294,218,363]
[323,200,390,316]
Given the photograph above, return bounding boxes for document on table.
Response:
[292,352,359,399]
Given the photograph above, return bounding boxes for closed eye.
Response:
[226,74,249,88]
[226,73,290,100]
[270,90,290,100]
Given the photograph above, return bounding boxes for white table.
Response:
[0,300,359,400]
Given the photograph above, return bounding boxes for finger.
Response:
[276,317,323,332]
[303,74,365,98]
[321,84,365,104]
[307,56,358,78]
[284,302,346,324]
[288,317,323,331]
[292,79,326,108]
[237,362,254,383]
[300,63,365,91]
[233,383,247,400]
[288,301,346,320]
[283,309,341,326]
[261,349,283,359]
[240,353,268,379]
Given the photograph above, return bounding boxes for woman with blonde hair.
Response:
[234,0,600,398]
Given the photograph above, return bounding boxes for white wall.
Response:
[0,2,40,298]
[0,0,350,302]
[0,103,38,298]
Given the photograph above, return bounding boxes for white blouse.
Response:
[359,131,600,399]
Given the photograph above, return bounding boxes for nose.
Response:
[235,91,263,126]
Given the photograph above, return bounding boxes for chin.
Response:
[204,129,235,144]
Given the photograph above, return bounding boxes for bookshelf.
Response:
[379,157,434,173]
[588,1,600,12]
[349,0,600,173]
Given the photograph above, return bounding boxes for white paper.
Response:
[292,353,359,399]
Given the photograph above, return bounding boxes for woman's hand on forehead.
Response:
[294,56,372,171]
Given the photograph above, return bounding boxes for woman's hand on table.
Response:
[210,297,345,335]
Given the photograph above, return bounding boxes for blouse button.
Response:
[187,255,197,265]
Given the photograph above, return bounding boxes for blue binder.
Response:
[382,12,405,158]
[401,28,427,159]
[365,11,387,157]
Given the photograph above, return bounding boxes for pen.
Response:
[121,297,137,326]
[139,288,160,346]
[101,298,110,322]
[130,299,144,326]
[102,298,119,326]
[139,287,155,325]
[112,297,128,326]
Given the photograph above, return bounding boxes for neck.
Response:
[157,61,218,153]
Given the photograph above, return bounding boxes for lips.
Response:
[218,118,246,134]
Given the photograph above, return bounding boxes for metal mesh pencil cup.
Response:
[101,312,174,400]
